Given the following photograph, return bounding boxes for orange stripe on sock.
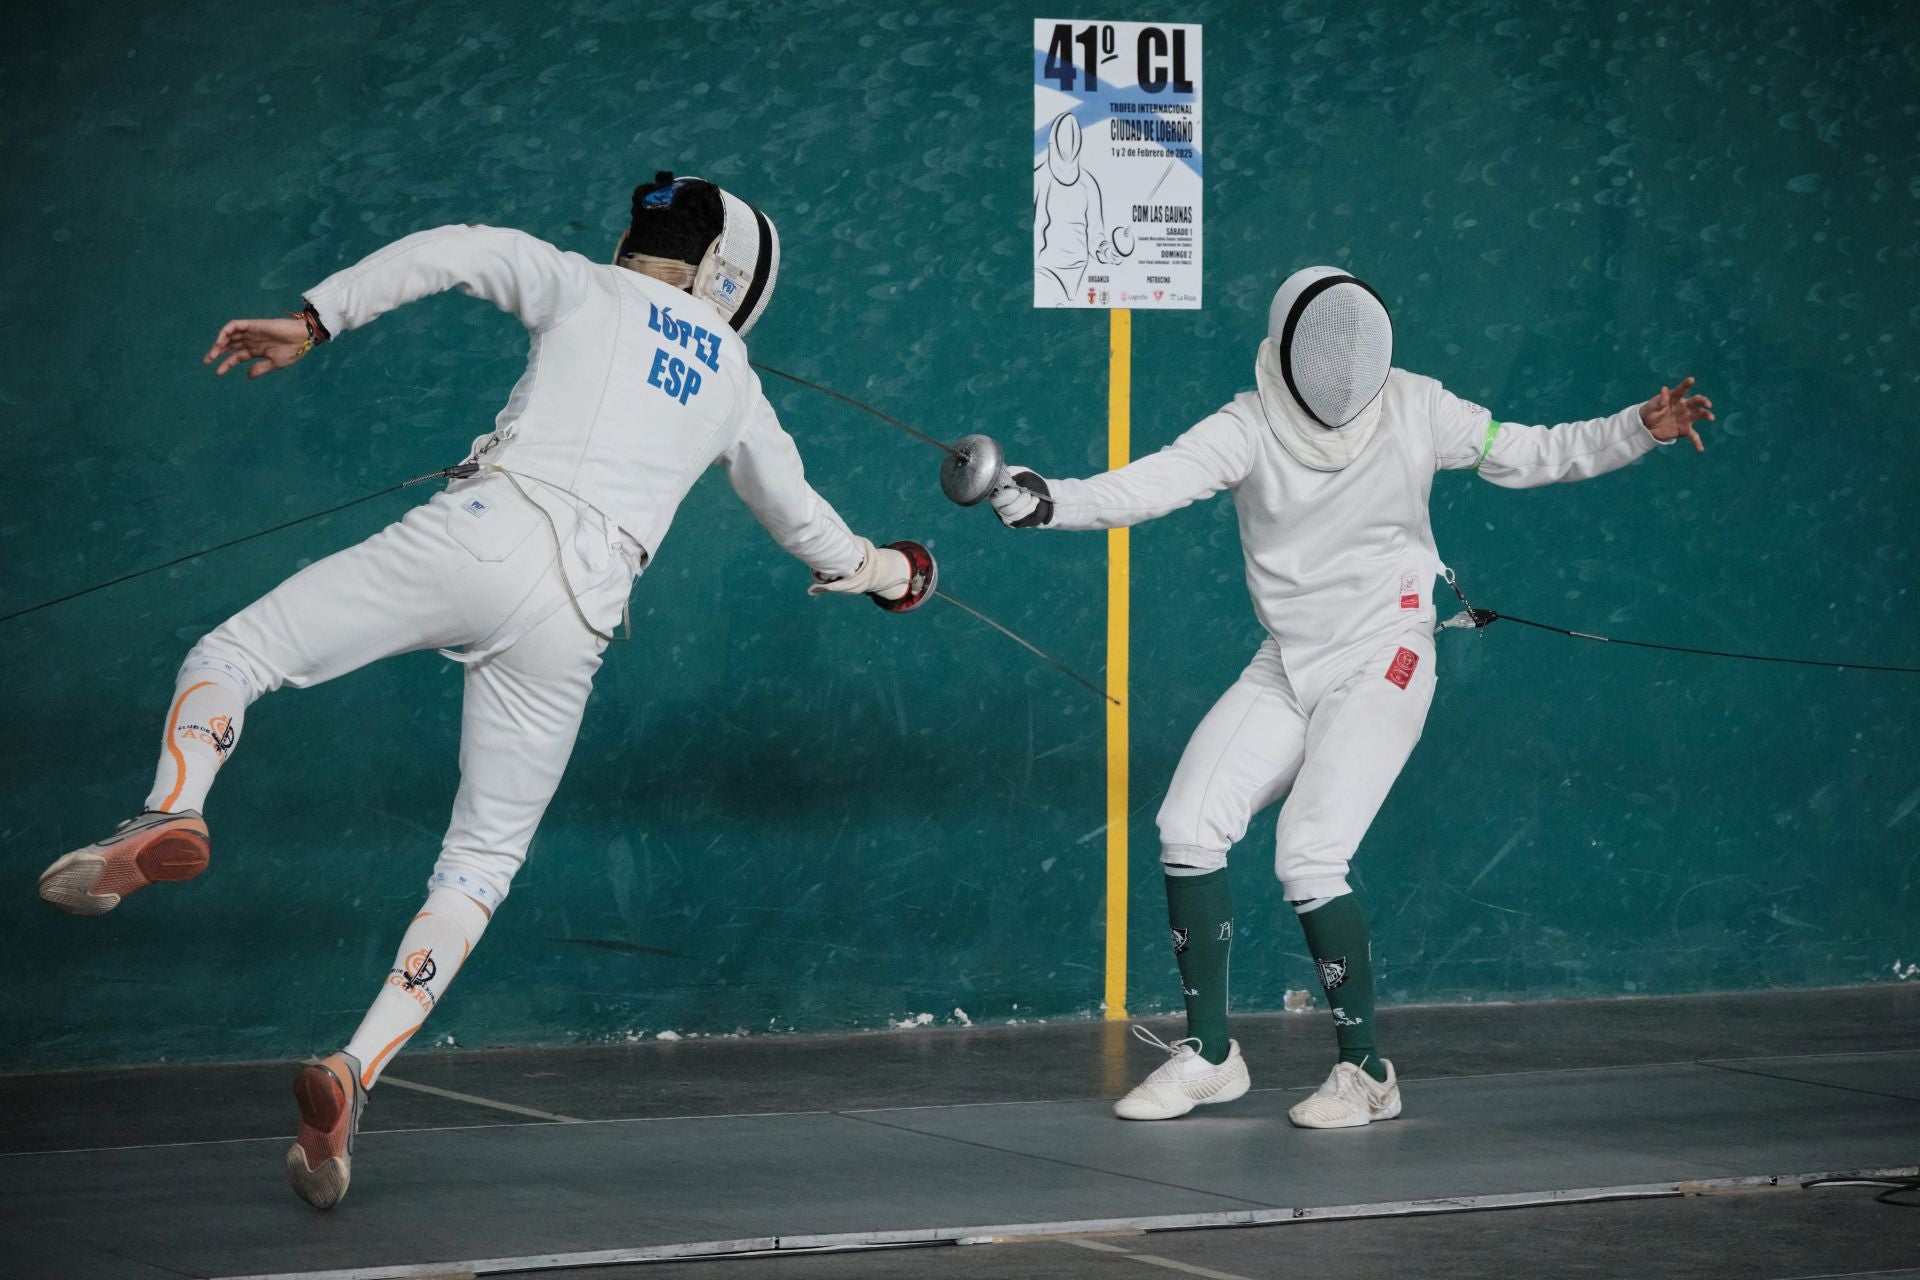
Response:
[363,1023,423,1089]
[159,681,216,812]
[410,911,432,924]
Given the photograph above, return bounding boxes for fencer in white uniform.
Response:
[989,265,1711,1128]
[34,173,934,1208]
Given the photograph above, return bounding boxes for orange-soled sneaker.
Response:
[37,811,210,916]
[287,1051,366,1211]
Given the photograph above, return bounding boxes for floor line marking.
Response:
[851,1052,1920,1110]
[0,1103,903,1158]
[1063,1238,1135,1254]
[1129,1255,1253,1280]
[0,1094,578,1159]
[378,1076,581,1124]
[10,1053,1913,1158]
[835,1110,1281,1211]
[1700,1048,1920,1064]
[2,988,1898,1082]
[1694,1060,1920,1106]
[207,1170,1920,1280]
[0,1120,532,1159]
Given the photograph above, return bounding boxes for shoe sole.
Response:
[1114,1068,1251,1121]
[1114,1095,1196,1120]
[1289,1092,1403,1129]
[37,830,211,916]
[288,1065,352,1211]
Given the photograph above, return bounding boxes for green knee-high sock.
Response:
[1296,893,1387,1082]
[1165,868,1233,1065]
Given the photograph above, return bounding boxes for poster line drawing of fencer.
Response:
[1033,111,1135,306]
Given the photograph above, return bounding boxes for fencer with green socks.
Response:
[988,266,1712,1127]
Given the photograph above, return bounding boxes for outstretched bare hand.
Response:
[204,317,315,380]
[1639,376,1713,452]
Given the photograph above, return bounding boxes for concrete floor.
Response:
[1,985,1915,1279]
[598,1191,1920,1280]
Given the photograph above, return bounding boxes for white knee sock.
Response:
[143,657,253,814]
[343,887,492,1090]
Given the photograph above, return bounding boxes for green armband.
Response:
[1472,418,1502,472]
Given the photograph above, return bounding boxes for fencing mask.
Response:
[615,171,781,336]
[1047,113,1083,184]
[1255,266,1393,471]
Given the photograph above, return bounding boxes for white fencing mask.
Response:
[616,172,781,336]
[1255,266,1393,471]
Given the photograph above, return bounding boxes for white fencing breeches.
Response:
[1156,632,1437,899]
[164,475,632,911]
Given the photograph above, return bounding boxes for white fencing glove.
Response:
[990,467,1054,529]
[809,535,911,601]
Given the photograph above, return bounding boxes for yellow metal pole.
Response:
[1104,308,1131,1021]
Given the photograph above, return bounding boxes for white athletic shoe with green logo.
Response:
[1288,1059,1402,1128]
[1112,1027,1250,1121]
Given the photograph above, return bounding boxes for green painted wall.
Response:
[1,0,1913,1071]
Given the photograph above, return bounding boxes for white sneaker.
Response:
[1288,1059,1402,1129]
[1113,1027,1250,1121]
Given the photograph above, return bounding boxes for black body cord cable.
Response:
[1437,570,1920,675]
[0,464,469,627]
[3,369,1919,679]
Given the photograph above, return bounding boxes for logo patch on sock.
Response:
[1317,956,1349,991]
[1217,921,1234,942]
[1170,927,1190,956]
[390,948,439,1011]
[400,949,437,989]
[1333,1008,1366,1027]
[176,715,237,758]
[1385,647,1419,689]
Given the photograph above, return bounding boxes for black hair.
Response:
[617,170,724,266]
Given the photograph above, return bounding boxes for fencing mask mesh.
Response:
[617,172,781,336]
[1268,266,1393,428]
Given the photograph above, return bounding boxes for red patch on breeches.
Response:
[1385,647,1419,689]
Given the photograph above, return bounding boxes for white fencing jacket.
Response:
[305,224,863,579]
[1048,369,1660,701]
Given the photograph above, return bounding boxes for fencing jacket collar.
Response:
[1255,337,1384,472]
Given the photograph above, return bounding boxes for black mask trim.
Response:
[728,204,775,335]
[1277,273,1391,429]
